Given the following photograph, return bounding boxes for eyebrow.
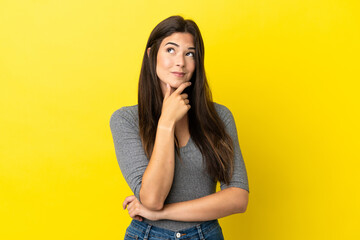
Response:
[165,42,195,50]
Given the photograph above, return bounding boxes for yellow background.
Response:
[1,0,359,239]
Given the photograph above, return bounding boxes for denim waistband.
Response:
[129,219,220,239]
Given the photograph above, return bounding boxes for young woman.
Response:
[110,15,249,240]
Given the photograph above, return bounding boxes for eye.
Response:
[186,52,195,57]
[166,48,175,53]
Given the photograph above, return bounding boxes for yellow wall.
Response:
[1,0,359,239]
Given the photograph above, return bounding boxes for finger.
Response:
[164,83,171,99]
[123,195,135,207]
[180,93,188,99]
[127,207,143,222]
[123,195,136,209]
[133,215,143,221]
[126,200,137,213]
[174,81,192,95]
[169,85,175,95]
[123,195,134,210]
[127,200,136,210]
[184,99,190,105]
[129,207,139,218]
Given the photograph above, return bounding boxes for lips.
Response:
[172,72,185,77]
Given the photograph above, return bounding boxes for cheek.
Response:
[156,54,171,81]
[187,60,196,73]
[157,54,172,70]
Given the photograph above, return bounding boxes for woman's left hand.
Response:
[123,195,161,221]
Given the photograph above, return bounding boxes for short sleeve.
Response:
[109,106,149,200]
[216,104,250,193]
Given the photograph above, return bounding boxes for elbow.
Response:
[237,201,248,213]
[139,190,165,211]
[141,198,164,211]
[231,187,249,213]
[234,198,248,213]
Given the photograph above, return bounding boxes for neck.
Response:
[175,114,189,133]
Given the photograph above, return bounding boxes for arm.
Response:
[123,103,250,220]
[110,82,192,211]
[139,119,175,210]
[161,187,248,221]
[124,187,248,222]
[139,82,192,210]
[219,104,250,193]
[110,109,177,211]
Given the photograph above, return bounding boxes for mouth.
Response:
[171,72,185,77]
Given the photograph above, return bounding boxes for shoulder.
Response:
[213,102,234,126]
[109,104,139,129]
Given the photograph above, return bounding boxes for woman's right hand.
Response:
[160,82,192,125]
[123,195,161,221]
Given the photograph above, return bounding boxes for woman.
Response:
[110,15,249,240]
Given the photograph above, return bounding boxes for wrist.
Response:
[155,205,168,221]
[158,117,175,132]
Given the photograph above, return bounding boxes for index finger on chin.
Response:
[174,81,191,94]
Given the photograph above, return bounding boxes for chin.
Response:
[171,80,188,89]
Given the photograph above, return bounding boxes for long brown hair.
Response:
[138,15,234,184]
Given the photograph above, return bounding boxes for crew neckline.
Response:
[180,136,192,151]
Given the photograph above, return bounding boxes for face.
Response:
[154,32,196,94]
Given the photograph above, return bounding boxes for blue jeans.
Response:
[124,219,224,240]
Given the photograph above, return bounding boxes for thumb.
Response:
[164,83,171,99]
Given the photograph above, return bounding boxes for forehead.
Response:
[160,32,194,47]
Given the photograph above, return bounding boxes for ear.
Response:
[147,47,151,57]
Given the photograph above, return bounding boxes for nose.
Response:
[175,54,185,67]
